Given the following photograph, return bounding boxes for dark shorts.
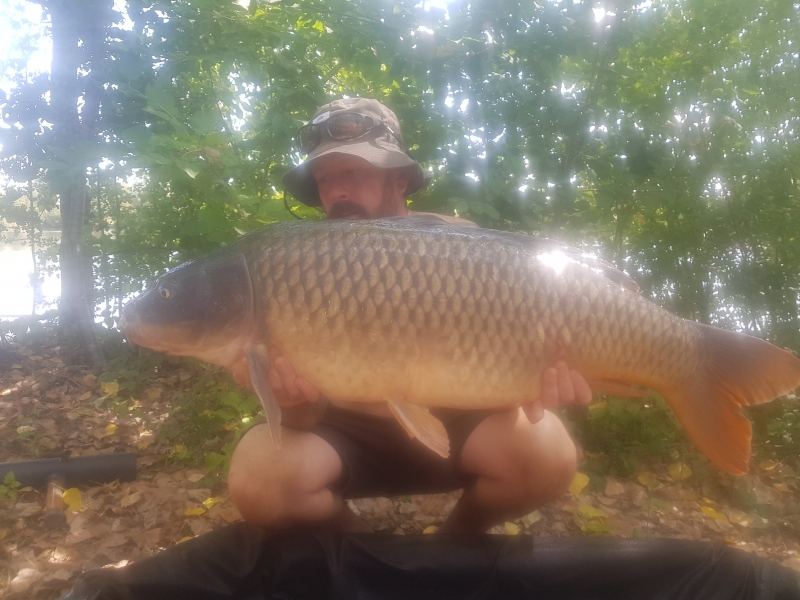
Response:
[307,404,499,499]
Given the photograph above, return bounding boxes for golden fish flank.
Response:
[121,217,800,474]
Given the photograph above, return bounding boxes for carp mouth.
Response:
[119,309,190,356]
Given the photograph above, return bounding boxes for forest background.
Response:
[1,0,800,594]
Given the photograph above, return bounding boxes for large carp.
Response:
[120,216,800,473]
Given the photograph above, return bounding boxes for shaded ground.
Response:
[1,336,800,598]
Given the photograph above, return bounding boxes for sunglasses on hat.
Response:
[295,112,406,154]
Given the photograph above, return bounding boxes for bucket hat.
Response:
[282,98,425,207]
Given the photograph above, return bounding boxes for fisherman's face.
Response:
[311,154,409,219]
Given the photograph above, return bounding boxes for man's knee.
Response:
[228,424,286,521]
[511,411,577,507]
[463,409,577,512]
[227,424,344,527]
[521,414,578,501]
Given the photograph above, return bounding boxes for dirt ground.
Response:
[2,338,800,599]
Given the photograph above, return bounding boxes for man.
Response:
[228,98,592,534]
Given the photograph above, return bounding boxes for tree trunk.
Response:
[48,0,108,365]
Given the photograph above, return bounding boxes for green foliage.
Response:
[576,396,693,478]
[0,472,21,503]
[156,370,260,475]
[751,398,800,464]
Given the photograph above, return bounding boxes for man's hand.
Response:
[522,361,593,424]
[263,347,322,407]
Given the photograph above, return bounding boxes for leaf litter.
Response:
[1,340,800,599]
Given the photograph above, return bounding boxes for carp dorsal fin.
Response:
[246,350,282,449]
[387,401,450,459]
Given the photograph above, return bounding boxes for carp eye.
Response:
[159,287,172,299]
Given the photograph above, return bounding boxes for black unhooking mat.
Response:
[61,522,800,600]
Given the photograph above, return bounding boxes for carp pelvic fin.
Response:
[664,324,800,475]
[246,350,282,449]
[387,401,450,459]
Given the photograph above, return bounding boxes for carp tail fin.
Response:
[662,325,800,474]
[247,350,282,449]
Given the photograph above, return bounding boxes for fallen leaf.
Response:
[186,472,205,483]
[577,504,607,519]
[99,532,130,549]
[101,381,119,396]
[190,518,213,536]
[63,488,84,512]
[647,498,669,511]
[668,462,692,481]
[105,423,117,436]
[781,558,800,573]
[569,472,590,496]
[637,471,658,488]
[423,525,438,534]
[217,506,242,523]
[120,492,142,508]
[202,496,225,509]
[77,391,92,401]
[521,510,543,527]
[725,508,754,527]
[140,528,162,550]
[701,506,728,521]
[10,568,40,594]
[177,536,194,544]
[504,522,520,535]
[604,478,625,497]
[185,507,206,516]
[16,425,36,434]
[43,568,72,583]
[588,400,607,411]
[145,387,163,399]
[582,519,613,533]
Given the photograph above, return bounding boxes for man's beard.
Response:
[327,200,371,219]
[327,179,400,220]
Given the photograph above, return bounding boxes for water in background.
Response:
[0,234,60,318]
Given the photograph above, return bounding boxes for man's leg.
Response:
[228,423,368,531]
[438,409,577,534]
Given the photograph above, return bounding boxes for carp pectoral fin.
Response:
[387,401,450,459]
[586,380,649,398]
[661,324,800,475]
[246,351,282,450]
